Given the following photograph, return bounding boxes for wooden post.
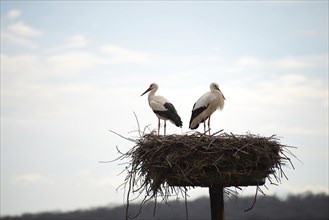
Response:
[209,187,224,220]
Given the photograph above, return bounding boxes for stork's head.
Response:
[141,83,158,96]
[210,82,220,91]
[210,82,225,100]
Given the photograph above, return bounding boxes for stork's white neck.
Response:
[148,87,157,101]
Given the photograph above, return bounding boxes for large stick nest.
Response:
[133,132,294,193]
[116,131,295,206]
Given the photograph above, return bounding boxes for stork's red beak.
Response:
[141,86,152,96]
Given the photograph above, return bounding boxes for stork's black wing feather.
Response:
[189,104,208,129]
[153,102,183,127]
[164,102,177,114]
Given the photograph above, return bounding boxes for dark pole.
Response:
[209,186,224,220]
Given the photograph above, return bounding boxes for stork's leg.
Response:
[203,121,206,133]
[164,120,167,136]
[208,116,211,135]
[157,118,160,135]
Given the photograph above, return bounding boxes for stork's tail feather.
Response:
[160,102,183,127]
[189,106,207,129]
[153,109,183,128]
[171,113,183,127]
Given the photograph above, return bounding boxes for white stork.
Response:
[141,83,183,135]
[189,82,225,134]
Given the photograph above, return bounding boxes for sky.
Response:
[1,0,328,216]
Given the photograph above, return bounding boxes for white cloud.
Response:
[76,170,92,177]
[236,54,328,70]
[1,44,151,80]
[237,56,260,66]
[8,21,43,37]
[256,74,328,105]
[276,56,314,69]
[1,54,43,79]
[64,34,88,49]
[12,173,53,186]
[278,54,328,69]
[72,170,124,188]
[1,32,39,49]
[2,18,43,49]
[227,73,328,113]
[100,44,151,64]
[96,177,117,187]
[291,28,327,39]
[7,9,21,19]
[47,51,106,75]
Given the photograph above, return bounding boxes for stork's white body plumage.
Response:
[141,83,182,135]
[189,82,225,134]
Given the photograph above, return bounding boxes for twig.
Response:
[109,130,137,143]
[210,129,224,137]
[244,186,259,212]
[133,111,142,137]
[126,165,133,220]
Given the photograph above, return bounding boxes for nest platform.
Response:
[128,132,292,195]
